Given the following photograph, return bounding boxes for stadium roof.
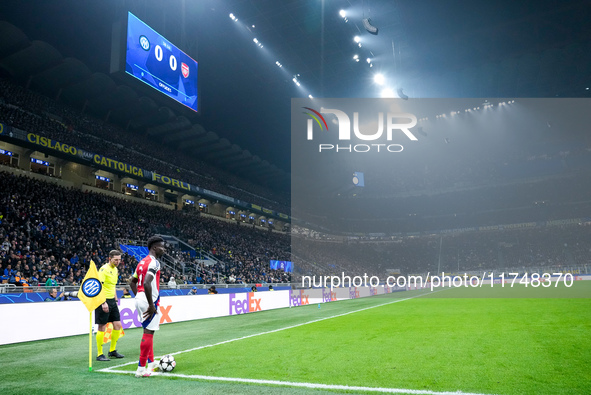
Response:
[0,1,590,192]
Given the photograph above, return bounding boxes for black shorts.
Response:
[95,298,120,325]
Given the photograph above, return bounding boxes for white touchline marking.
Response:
[102,369,494,395]
[99,290,438,372]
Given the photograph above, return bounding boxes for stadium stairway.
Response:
[118,235,228,281]
[118,241,185,278]
[158,234,222,267]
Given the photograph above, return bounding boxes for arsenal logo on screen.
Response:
[181,63,189,78]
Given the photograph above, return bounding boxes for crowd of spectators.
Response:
[0,171,291,290]
[0,78,289,213]
[292,223,591,279]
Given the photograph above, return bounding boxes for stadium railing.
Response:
[0,284,17,293]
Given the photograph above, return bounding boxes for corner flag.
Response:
[78,260,106,312]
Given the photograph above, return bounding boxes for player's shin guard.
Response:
[96,331,105,356]
[110,329,121,352]
[139,333,153,367]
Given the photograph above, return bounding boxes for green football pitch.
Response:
[1,283,589,395]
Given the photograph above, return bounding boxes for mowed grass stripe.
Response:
[160,286,590,395]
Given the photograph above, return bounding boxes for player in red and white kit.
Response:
[129,235,166,377]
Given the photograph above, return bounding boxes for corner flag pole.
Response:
[78,260,106,372]
[89,311,93,372]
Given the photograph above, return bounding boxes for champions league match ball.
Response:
[159,354,176,372]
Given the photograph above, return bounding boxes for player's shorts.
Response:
[135,292,161,331]
[95,298,120,325]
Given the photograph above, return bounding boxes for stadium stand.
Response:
[292,223,591,279]
[0,170,291,291]
[0,77,290,213]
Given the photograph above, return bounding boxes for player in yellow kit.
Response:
[95,250,125,361]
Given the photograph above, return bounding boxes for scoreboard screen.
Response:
[124,12,198,112]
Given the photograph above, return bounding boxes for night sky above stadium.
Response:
[1,0,589,175]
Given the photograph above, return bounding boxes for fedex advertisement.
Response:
[289,289,311,307]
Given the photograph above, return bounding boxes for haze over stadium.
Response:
[0,0,590,394]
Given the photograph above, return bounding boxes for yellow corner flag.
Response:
[78,260,106,312]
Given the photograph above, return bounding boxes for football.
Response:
[159,354,176,372]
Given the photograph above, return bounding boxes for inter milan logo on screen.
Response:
[82,278,102,298]
[139,35,150,51]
